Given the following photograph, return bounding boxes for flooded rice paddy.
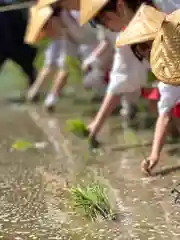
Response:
[0,63,179,239]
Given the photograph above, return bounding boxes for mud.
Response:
[0,63,179,239]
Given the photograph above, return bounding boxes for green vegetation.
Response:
[11,139,34,151]
[66,119,89,138]
[70,182,115,222]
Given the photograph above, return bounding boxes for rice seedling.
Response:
[11,139,34,151]
[70,182,115,222]
[11,139,47,151]
[66,56,82,83]
[66,119,89,138]
[66,118,100,149]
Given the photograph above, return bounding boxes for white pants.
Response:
[45,39,112,94]
[45,39,80,69]
[45,39,97,67]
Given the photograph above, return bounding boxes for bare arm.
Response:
[82,39,110,70]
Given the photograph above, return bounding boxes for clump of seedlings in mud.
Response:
[70,182,116,222]
[66,119,89,137]
[66,119,100,149]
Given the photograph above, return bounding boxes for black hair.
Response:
[89,0,153,27]
[102,0,153,12]
[51,3,61,17]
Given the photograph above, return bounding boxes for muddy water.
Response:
[0,63,179,239]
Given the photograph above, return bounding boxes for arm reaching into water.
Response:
[82,39,110,72]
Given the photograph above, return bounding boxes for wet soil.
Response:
[0,63,179,239]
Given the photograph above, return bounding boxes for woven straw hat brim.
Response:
[80,0,109,26]
[24,6,53,45]
[151,9,180,86]
[36,0,58,9]
[116,4,165,48]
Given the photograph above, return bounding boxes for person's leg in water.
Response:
[27,65,57,101]
[27,40,62,101]
[44,39,78,110]
[44,69,68,110]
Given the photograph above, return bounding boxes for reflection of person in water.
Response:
[0,0,38,102]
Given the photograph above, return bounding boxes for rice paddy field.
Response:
[0,50,179,239]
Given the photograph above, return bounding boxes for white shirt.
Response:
[158,82,180,114]
[107,38,150,95]
[83,27,117,69]
[153,0,180,13]
[97,26,117,46]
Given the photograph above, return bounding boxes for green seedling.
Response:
[70,183,115,222]
[66,119,89,138]
[66,56,82,83]
[11,139,48,151]
[11,139,34,151]
[66,119,100,149]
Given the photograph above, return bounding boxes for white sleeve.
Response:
[96,26,106,42]
[158,82,180,114]
[107,47,130,95]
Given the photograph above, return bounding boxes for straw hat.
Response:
[116,4,166,47]
[36,0,79,10]
[116,4,180,85]
[80,0,109,26]
[24,5,53,45]
[151,10,180,86]
[36,0,58,9]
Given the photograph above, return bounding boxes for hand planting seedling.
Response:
[70,182,116,222]
[66,119,89,137]
[66,119,100,149]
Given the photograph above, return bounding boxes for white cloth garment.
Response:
[61,10,98,45]
[44,10,99,69]
[158,82,180,114]
[44,10,115,95]
[45,39,65,67]
[152,0,180,13]
[107,41,150,98]
[45,38,96,69]
[82,27,118,90]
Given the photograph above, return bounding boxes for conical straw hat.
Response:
[151,9,180,86]
[80,0,109,26]
[116,4,165,47]
[36,0,80,10]
[24,5,53,45]
[36,0,58,9]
